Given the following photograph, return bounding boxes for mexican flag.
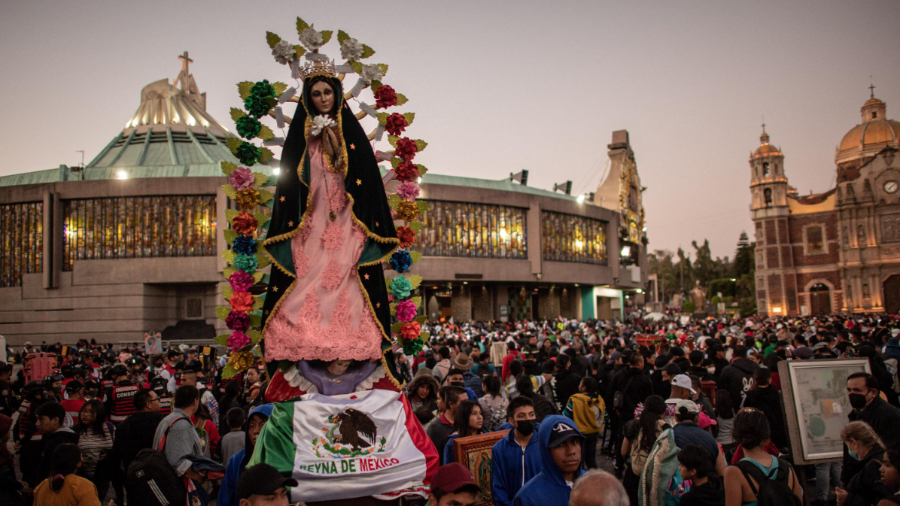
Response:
[249,389,439,502]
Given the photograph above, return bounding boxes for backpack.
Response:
[125,416,189,506]
[463,371,483,397]
[638,428,680,506]
[735,457,802,506]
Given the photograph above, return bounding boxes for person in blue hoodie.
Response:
[217,403,273,506]
[492,397,542,506]
[512,414,585,506]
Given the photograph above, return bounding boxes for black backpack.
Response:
[735,457,802,506]
[125,416,190,506]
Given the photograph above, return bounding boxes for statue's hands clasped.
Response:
[323,127,342,166]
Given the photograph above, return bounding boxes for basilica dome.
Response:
[836,93,900,166]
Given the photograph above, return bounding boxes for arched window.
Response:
[763,162,770,176]
[764,188,772,205]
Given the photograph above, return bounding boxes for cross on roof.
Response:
[179,51,193,75]
[870,82,876,98]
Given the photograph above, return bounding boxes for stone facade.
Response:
[751,92,900,315]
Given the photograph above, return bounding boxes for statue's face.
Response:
[311,81,335,115]
[327,359,352,376]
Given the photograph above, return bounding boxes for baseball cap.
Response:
[606,351,623,365]
[431,463,480,495]
[792,346,814,360]
[671,374,696,394]
[673,399,700,414]
[237,463,298,500]
[547,420,584,448]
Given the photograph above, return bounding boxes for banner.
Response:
[250,389,435,501]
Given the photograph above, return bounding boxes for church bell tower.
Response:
[750,125,788,220]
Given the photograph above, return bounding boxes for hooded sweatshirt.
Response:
[40,427,79,480]
[563,393,605,434]
[512,415,585,506]
[491,423,542,506]
[217,404,274,506]
[716,358,758,408]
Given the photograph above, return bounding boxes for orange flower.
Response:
[232,212,258,237]
[397,226,416,249]
[230,291,253,312]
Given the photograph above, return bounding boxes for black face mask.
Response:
[450,381,464,388]
[516,419,536,437]
[848,393,868,410]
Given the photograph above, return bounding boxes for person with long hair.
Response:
[835,421,891,506]
[0,414,28,505]
[442,400,484,464]
[406,373,440,414]
[622,395,670,505]
[73,400,115,499]
[878,443,900,506]
[479,374,508,432]
[724,408,802,506]
[32,443,101,506]
[715,389,735,446]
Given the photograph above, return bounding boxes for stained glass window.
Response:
[541,211,607,264]
[0,202,43,287]
[419,201,527,259]
[63,196,216,270]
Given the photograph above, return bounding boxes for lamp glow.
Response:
[576,194,585,204]
[116,170,128,180]
[620,245,631,257]
[273,167,281,175]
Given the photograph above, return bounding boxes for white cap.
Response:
[671,374,696,394]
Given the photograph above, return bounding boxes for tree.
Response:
[733,231,754,278]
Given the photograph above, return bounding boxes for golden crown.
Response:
[301,59,336,79]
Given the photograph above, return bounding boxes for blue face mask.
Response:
[847,446,860,460]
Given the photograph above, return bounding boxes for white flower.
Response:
[340,38,364,62]
[359,64,382,84]
[272,40,296,65]
[299,27,324,50]
[310,115,336,137]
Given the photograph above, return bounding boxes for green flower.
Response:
[236,115,262,139]
[390,276,413,299]
[244,95,272,118]
[251,79,276,99]
[236,142,260,166]
[234,253,258,274]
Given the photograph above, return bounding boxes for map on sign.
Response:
[788,359,869,460]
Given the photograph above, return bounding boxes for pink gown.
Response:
[264,136,383,362]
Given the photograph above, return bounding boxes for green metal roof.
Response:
[420,173,580,202]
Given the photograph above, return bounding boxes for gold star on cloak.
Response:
[364,273,370,280]
[280,196,285,202]
[272,286,278,292]
[350,144,356,150]
[288,220,294,227]
[376,302,381,308]
[356,179,362,186]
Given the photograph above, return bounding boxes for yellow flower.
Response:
[396,200,420,223]
[228,350,255,371]
[235,188,260,211]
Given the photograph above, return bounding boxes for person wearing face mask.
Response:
[844,373,900,492]
[443,368,478,401]
[45,373,64,403]
[835,421,891,506]
[491,397,542,506]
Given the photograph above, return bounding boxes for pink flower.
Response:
[397,182,420,201]
[226,311,251,332]
[229,270,254,292]
[229,167,255,191]
[396,300,417,322]
[227,331,250,350]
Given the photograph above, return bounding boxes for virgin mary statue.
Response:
[261,61,401,391]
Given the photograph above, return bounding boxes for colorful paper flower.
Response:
[235,188,261,210]
[374,85,397,109]
[234,254,258,274]
[244,95,272,118]
[395,161,419,183]
[299,27,324,50]
[340,38,364,62]
[227,330,251,349]
[402,338,423,356]
[236,142,261,165]
[233,235,258,255]
[272,40,296,65]
[390,250,412,273]
[236,115,262,140]
[360,64,383,84]
[228,350,256,371]
[397,226,416,248]
[250,79,276,99]
[226,312,251,332]
[400,321,421,341]
[232,212,258,237]
[394,137,418,161]
[384,113,408,136]
[229,167,255,191]
[230,291,253,312]
[395,300,417,322]
[397,182,420,201]
[390,276,412,299]
[396,201,420,223]
[228,270,254,292]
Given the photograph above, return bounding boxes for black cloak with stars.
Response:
[260,74,401,384]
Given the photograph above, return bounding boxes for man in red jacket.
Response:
[501,341,521,383]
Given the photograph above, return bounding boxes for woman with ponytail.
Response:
[32,443,100,506]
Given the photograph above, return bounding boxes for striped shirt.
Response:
[76,423,114,477]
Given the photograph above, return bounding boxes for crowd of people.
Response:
[4,313,900,505]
